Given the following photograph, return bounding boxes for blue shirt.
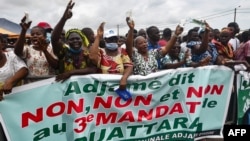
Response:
[186,41,212,64]
[147,40,162,69]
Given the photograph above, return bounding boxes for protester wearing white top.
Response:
[227,22,240,51]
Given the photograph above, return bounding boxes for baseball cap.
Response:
[104,29,117,38]
[37,22,53,31]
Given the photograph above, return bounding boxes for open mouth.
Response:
[31,38,39,45]
[71,42,81,48]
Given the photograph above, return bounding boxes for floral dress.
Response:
[132,48,163,76]
[22,45,57,76]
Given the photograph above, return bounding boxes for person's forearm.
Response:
[14,29,27,56]
[126,28,134,59]
[89,36,101,65]
[69,67,97,76]
[199,31,209,54]
[119,66,133,89]
[52,18,66,42]
[43,49,59,69]
[164,60,185,69]
[51,17,67,55]
[8,67,28,86]
[122,66,133,79]
[161,35,178,56]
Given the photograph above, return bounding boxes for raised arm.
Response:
[193,21,211,55]
[119,65,133,90]
[14,16,32,56]
[161,25,183,56]
[39,39,59,69]
[51,0,75,55]
[89,22,105,65]
[125,17,134,59]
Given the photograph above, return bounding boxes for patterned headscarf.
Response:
[65,28,89,47]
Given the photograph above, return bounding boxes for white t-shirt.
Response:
[180,42,188,53]
[0,51,27,83]
[229,37,240,51]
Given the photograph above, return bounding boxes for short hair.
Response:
[187,28,197,37]
[134,36,144,46]
[241,30,249,42]
[227,22,240,34]
[146,26,158,35]
[162,28,172,38]
[31,26,47,37]
[81,27,93,36]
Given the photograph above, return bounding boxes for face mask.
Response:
[69,47,82,54]
[46,32,51,43]
[105,43,118,50]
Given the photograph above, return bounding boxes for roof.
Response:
[0,18,31,38]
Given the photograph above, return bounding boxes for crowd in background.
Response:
[1,0,250,140]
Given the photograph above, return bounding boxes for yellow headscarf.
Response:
[65,28,89,47]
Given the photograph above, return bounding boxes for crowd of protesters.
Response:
[0,1,250,95]
[1,0,250,98]
[1,0,250,140]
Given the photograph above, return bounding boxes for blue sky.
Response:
[1,0,250,35]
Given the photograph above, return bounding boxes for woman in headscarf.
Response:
[51,0,97,82]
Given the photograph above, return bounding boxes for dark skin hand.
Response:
[55,66,98,83]
[20,16,32,31]
[64,0,74,20]
[55,72,72,83]
[14,16,32,57]
[88,22,105,65]
[224,60,250,71]
[0,67,28,101]
[18,16,46,51]
[55,57,96,82]
[51,0,75,55]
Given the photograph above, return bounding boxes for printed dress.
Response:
[97,47,133,74]
[132,48,163,76]
[22,45,57,76]
[57,45,91,73]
